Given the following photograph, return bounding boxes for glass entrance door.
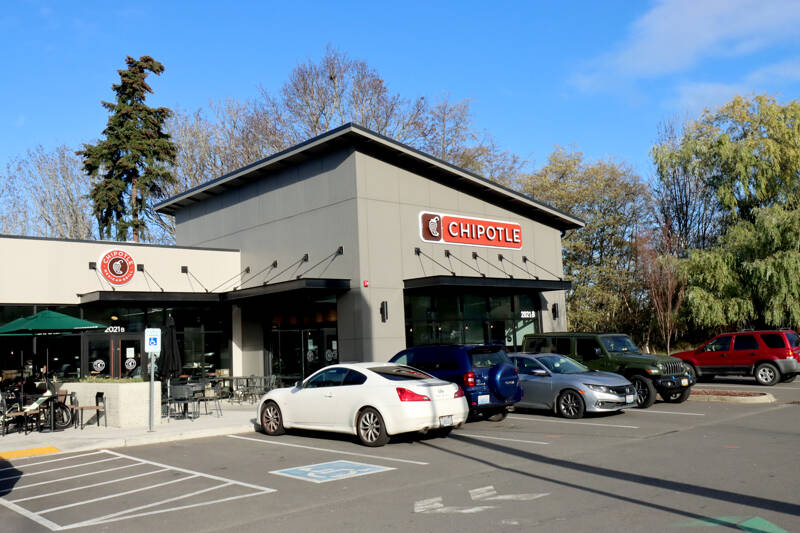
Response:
[267,327,338,387]
[82,333,144,378]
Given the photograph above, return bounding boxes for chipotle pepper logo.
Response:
[99,249,135,285]
[419,211,522,249]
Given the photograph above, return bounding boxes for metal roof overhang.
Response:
[403,275,571,292]
[79,291,221,305]
[78,279,352,305]
[155,124,584,232]
[221,278,351,302]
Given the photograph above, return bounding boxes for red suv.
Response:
[674,330,800,386]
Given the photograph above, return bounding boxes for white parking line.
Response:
[0,457,121,483]
[227,434,430,465]
[508,415,639,429]
[459,434,550,445]
[638,410,705,416]
[9,469,169,503]
[0,449,277,531]
[0,451,104,472]
[39,474,198,513]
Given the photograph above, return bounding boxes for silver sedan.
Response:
[510,353,636,419]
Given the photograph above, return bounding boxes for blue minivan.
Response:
[389,345,522,420]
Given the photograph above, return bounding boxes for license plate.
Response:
[477,394,490,405]
[439,415,453,427]
[681,378,689,386]
[626,394,634,403]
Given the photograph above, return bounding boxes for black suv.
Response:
[390,345,522,420]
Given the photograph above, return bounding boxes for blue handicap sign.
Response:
[270,460,394,483]
[148,337,158,346]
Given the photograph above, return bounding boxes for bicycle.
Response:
[1,377,73,433]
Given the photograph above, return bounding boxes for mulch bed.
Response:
[691,389,764,397]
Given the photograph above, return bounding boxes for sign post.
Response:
[145,328,161,432]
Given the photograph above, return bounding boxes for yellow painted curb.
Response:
[0,446,61,459]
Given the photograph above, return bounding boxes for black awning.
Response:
[403,275,571,292]
[221,278,351,302]
[79,291,221,305]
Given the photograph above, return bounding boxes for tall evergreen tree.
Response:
[79,56,177,242]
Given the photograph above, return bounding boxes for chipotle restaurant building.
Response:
[0,124,582,385]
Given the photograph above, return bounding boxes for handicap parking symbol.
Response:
[270,460,395,483]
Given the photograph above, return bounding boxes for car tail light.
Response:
[396,387,430,402]
[464,371,476,388]
[454,386,465,399]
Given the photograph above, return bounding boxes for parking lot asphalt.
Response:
[1,378,798,533]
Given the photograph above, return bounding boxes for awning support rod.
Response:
[296,246,344,279]
[472,252,511,278]
[444,249,485,277]
[522,256,563,281]
[414,247,455,276]
[265,254,309,285]
[498,254,537,280]
[211,266,251,292]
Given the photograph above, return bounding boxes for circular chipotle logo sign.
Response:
[99,249,135,285]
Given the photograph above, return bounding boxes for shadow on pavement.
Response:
[422,433,800,522]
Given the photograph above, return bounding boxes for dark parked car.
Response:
[390,344,522,420]
[522,332,694,408]
[674,330,800,386]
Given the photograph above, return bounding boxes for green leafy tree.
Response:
[521,147,652,339]
[670,95,800,225]
[685,206,800,329]
[79,56,177,242]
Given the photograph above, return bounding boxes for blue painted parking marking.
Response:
[270,460,395,484]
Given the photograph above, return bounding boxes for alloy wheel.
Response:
[359,411,381,443]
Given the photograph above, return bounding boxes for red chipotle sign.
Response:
[98,249,136,285]
[420,212,522,249]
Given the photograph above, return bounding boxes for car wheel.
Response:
[357,407,388,447]
[630,375,656,408]
[662,388,691,403]
[260,401,285,436]
[780,373,797,383]
[486,409,508,422]
[556,390,585,419]
[754,363,780,386]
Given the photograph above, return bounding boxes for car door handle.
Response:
[323,392,334,398]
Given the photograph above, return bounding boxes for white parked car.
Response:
[256,363,469,446]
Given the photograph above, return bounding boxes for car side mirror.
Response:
[594,347,602,356]
[531,369,548,376]
[294,381,302,388]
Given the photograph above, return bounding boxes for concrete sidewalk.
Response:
[0,401,259,459]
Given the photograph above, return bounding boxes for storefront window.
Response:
[404,291,541,349]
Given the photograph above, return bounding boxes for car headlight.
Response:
[584,383,612,393]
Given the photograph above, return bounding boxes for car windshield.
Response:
[369,365,434,381]
[468,347,511,368]
[535,355,588,374]
[786,332,800,348]
[599,335,640,353]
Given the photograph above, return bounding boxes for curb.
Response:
[689,392,776,404]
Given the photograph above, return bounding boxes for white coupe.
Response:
[256,363,469,446]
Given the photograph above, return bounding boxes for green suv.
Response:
[521,333,695,408]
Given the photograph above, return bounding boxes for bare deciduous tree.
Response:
[3,146,94,239]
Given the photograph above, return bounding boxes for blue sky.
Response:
[3,0,800,182]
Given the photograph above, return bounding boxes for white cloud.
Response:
[586,0,800,80]
[671,82,749,115]
[747,57,800,84]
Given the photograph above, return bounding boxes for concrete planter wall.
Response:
[60,381,162,428]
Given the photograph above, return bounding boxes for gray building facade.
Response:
[157,124,583,383]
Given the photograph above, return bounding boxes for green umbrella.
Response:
[0,310,106,335]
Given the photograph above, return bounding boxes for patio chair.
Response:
[197,381,223,417]
[167,385,199,420]
[74,392,107,429]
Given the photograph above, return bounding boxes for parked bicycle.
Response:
[1,376,72,432]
